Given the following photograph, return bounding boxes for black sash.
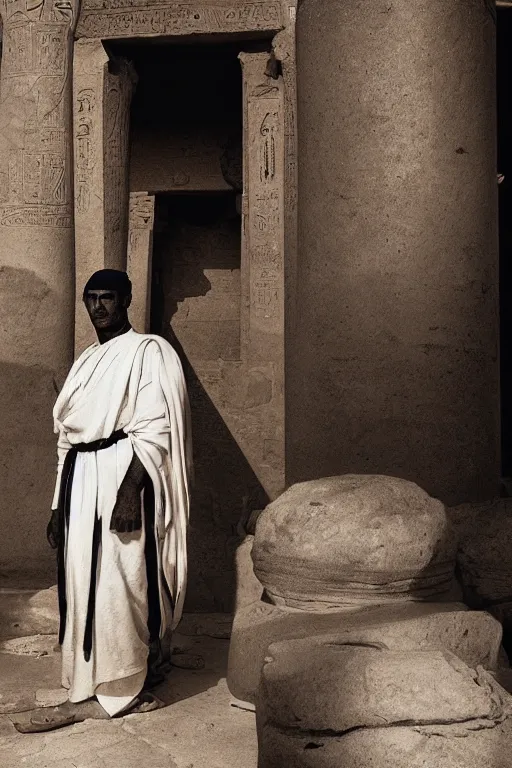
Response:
[56,429,128,661]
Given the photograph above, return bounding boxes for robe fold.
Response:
[52,329,192,705]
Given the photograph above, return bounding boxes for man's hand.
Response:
[47,510,59,550]
[110,481,142,533]
[110,454,147,534]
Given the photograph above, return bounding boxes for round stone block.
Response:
[252,475,456,610]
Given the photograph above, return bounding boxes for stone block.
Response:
[260,644,500,731]
[234,535,263,612]
[257,641,512,768]
[258,720,512,768]
[227,600,502,704]
[449,500,512,650]
[252,475,457,611]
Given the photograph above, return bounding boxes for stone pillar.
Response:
[239,52,286,498]
[0,0,79,578]
[127,192,155,334]
[73,39,136,353]
[239,52,285,364]
[289,0,499,505]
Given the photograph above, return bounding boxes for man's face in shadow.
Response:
[84,289,131,333]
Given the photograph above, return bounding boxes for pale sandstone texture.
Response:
[449,499,512,648]
[257,641,512,768]
[290,0,499,505]
[234,535,263,612]
[228,600,502,704]
[228,475,501,703]
[252,475,457,610]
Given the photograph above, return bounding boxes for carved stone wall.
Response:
[239,51,285,494]
[73,39,136,353]
[127,191,155,333]
[76,0,283,39]
[0,0,78,581]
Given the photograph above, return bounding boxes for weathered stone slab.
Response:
[260,645,501,731]
[257,642,512,768]
[227,600,502,703]
[253,475,457,611]
[0,587,60,640]
[76,0,284,40]
[449,500,512,650]
[258,720,512,768]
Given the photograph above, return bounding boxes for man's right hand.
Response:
[47,510,59,550]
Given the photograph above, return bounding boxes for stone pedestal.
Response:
[257,642,512,768]
[226,475,502,704]
[289,0,499,505]
[228,599,501,705]
[127,192,155,333]
[0,0,79,579]
[73,39,136,353]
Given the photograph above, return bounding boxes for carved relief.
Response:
[129,192,156,229]
[0,0,79,227]
[103,61,136,261]
[239,51,285,367]
[76,0,282,39]
[75,88,96,214]
[127,192,155,333]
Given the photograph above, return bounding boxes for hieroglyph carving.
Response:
[75,87,96,214]
[240,53,284,332]
[103,60,136,259]
[127,192,155,333]
[76,0,282,39]
[0,0,80,227]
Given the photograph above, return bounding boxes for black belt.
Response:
[57,429,128,661]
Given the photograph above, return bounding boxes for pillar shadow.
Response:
[151,194,269,614]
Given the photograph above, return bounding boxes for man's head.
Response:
[83,269,132,333]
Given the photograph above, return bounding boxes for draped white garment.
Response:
[52,329,192,705]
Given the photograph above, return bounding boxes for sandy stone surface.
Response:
[260,644,506,731]
[228,599,502,704]
[449,500,512,645]
[0,596,256,768]
[257,641,512,768]
[252,475,457,610]
[258,720,512,768]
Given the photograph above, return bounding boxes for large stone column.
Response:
[289,0,499,505]
[0,0,79,579]
[73,39,136,352]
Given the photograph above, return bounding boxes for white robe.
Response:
[52,329,192,709]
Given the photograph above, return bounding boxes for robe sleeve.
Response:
[129,342,172,462]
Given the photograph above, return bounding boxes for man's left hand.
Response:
[110,481,143,533]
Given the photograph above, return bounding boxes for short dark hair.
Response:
[83,269,132,301]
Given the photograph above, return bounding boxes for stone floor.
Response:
[0,589,258,768]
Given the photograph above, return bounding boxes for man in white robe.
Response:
[15,269,192,732]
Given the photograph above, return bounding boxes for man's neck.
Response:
[97,322,132,345]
